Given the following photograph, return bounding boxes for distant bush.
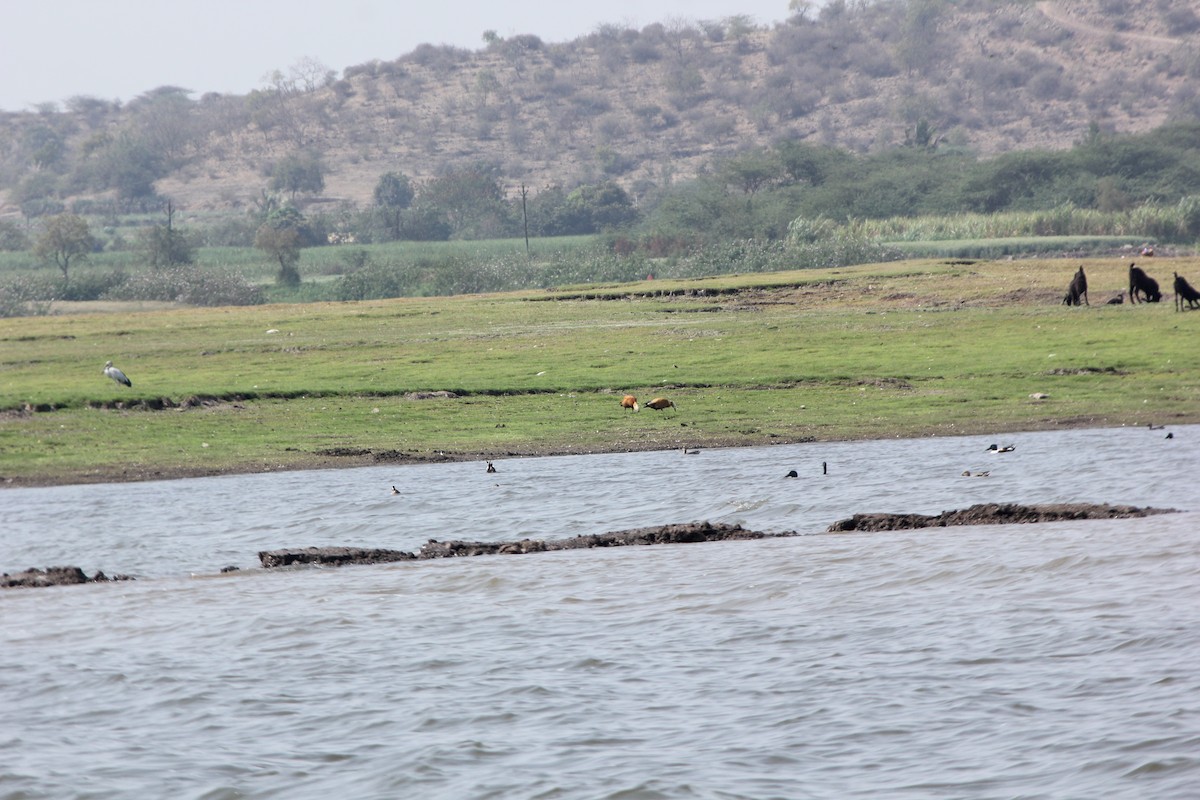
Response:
[336,261,423,300]
[782,220,903,269]
[537,247,650,286]
[199,217,259,247]
[785,232,903,270]
[0,274,58,317]
[0,219,29,251]
[103,267,264,306]
[59,270,128,301]
[671,239,788,277]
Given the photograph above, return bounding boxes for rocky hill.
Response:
[2,0,1199,217]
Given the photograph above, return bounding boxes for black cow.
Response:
[1061,266,1088,306]
[1129,263,1162,304]
[1174,272,1200,311]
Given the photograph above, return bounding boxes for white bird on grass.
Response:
[103,361,132,387]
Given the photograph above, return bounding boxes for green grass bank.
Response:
[2,257,1198,487]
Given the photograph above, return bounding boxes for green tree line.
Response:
[290,121,1200,250]
[635,122,1200,245]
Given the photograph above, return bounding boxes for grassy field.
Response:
[0,235,599,281]
[2,256,1198,486]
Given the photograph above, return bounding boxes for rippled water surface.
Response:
[3,427,1199,799]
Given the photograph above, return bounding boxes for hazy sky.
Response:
[0,0,802,112]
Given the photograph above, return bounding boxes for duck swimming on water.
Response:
[986,444,1015,453]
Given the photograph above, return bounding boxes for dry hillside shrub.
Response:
[1028,67,1071,102]
[697,114,737,141]
[1166,7,1200,35]
[570,93,611,114]
[630,40,662,64]
[847,42,898,79]
[404,44,472,74]
[595,115,628,144]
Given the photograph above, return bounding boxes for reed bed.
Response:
[853,198,1200,242]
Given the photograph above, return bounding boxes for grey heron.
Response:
[103,361,132,387]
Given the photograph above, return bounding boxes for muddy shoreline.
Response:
[0,431,782,489]
[2,417,1171,489]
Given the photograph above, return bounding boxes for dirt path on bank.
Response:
[1036,1,1182,49]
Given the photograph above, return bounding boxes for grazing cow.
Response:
[1174,272,1200,311]
[645,397,676,412]
[620,395,640,412]
[1129,263,1162,303]
[1061,266,1088,306]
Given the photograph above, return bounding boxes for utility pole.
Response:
[520,184,530,257]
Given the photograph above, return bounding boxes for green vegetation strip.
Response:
[2,258,1198,486]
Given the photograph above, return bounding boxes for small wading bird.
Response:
[645,397,675,412]
[986,444,1015,453]
[103,361,131,387]
[620,395,639,412]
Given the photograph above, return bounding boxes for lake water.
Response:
[2,426,1198,799]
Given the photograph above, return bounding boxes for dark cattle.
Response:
[1061,266,1088,306]
[1174,272,1200,311]
[1129,263,1162,304]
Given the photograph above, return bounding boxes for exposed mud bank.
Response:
[826,502,1175,532]
[6,505,1178,589]
[259,522,776,568]
[260,504,1177,571]
[1,566,134,589]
